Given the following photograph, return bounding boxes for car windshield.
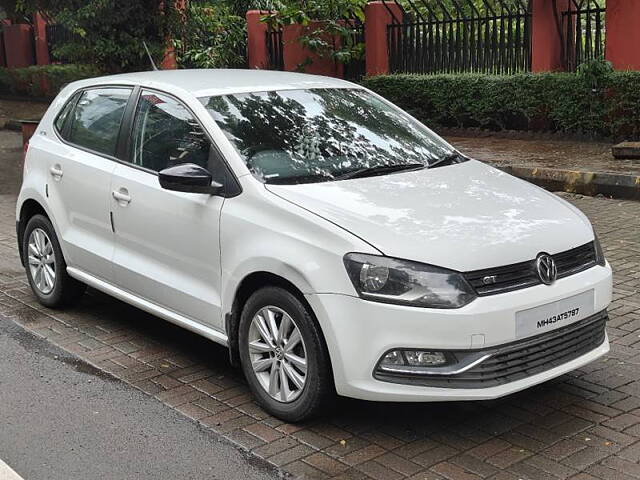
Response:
[200,88,459,184]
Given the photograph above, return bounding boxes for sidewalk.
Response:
[0,98,49,129]
[444,133,640,201]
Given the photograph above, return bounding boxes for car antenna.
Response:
[143,41,159,71]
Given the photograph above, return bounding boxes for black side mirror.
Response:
[158,163,223,195]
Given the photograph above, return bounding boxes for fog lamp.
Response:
[405,351,447,366]
[380,349,449,369]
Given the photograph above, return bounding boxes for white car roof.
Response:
[74,69,360,98]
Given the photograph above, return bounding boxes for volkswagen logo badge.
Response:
[536,253,557,285]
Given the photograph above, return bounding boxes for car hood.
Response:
[265,160,594,271]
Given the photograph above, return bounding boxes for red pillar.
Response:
[246,10,269,69]
[33,13,50,65]
[531,0,566,72]
[364,1,402,76]
[160,0,185,70]
[3,24,35,68]
[606,0,640,71]
[282,22,343,77]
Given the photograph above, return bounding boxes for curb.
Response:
[496,165,640,201]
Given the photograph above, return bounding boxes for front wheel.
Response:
[238,287,334,422]
[22,214,86,308]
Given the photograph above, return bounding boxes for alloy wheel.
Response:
[248,306,308,403]
[27,228,56,295]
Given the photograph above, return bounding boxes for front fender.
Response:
[220,179,379,316]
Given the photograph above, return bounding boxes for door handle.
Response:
[112,189,132,206]
[49,164,63,180]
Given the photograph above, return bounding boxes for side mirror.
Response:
[158,163,223,195]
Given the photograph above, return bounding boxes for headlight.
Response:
[593,232,606,266]
[343,253,476,309]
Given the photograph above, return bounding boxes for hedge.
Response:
[361,72,640,139]
[0,64,102,99]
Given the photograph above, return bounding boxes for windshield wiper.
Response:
[429,152,467,169]
[334,163,425,181]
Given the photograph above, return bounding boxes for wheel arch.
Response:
[225,271,328,370]
[17,198,50,266]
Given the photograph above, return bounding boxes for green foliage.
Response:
[0,0,31,22]
[173,3,247,69]
[263,0,366,69]
[577,57,614,90]
[0,64,101,98]
[361,70,640,139]
[24,0,174,73]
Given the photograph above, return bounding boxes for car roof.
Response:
[79,69,360,97]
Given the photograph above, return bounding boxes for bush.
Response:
[0,64,102,99]
[361,69,640,139]
[174,3,247,69]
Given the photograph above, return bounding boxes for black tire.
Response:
[22,214,86,308]
[238,286,334,422]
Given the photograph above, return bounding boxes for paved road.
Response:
[2,130,640,480]
[0,314,280,480]
[0,132,279,480]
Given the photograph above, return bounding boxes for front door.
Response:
[110,90,225,329]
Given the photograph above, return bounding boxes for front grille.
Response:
[374,310,607,389]
[464,242,598,296]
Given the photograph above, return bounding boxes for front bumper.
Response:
[306,263,612,401]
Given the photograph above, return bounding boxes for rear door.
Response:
[110,89,227,329]
[46,86,133,280]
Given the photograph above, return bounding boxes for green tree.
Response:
[173,2,247,69]
[14,0,176,72]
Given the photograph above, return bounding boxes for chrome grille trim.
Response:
[464,242,598,296]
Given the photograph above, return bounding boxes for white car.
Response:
[17,70,612,421]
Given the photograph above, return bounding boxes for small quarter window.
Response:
[67,87,132,157]
[54,93,78,134]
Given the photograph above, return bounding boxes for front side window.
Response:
[201,88,459,184]
[67,88,132,156]
[129,90,211,172]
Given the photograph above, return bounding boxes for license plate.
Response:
[515,290,595,339]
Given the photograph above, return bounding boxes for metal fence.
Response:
[264,22,366,80]
[45,24,77,63]
[343,20,366,81]
[562,0,606,72]
[386,0,532,75]
[266,28,284,70]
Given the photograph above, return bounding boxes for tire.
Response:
[22,214,86,308]
[238,286,334,422]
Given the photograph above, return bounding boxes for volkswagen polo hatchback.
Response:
[17,70,612,421]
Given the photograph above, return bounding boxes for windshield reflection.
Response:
[200,88,457,184]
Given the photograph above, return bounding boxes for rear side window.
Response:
[66,88,132,157]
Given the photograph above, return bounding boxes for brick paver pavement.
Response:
[1,132,639,479]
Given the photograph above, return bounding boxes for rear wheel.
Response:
[23,214,86,308]
[238,286,333,422]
